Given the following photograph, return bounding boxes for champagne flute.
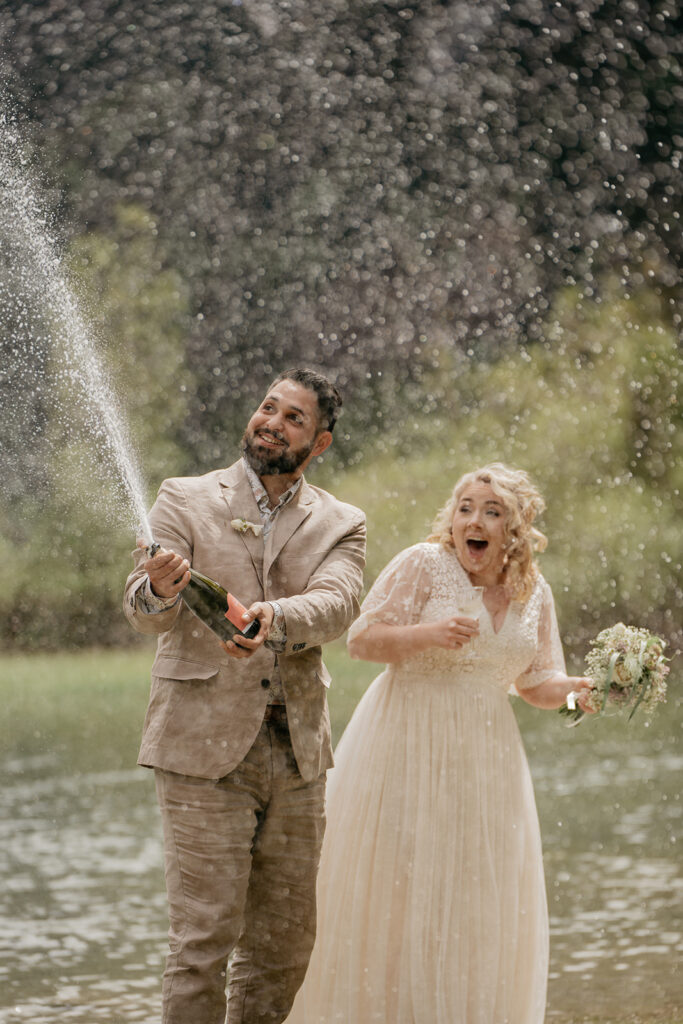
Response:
[456,586,484,670]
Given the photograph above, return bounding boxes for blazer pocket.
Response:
[153,655,220,682]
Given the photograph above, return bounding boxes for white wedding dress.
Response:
[286,542,567,1024]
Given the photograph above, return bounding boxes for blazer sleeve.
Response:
[122,478,193,636]
[277,512,366,652]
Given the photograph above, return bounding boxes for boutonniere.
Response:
[231,518,264,537]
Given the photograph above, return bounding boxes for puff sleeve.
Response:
[347,543,437,645]
[513,579,567,692]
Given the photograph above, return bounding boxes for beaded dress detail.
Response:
[287,542,566,1024]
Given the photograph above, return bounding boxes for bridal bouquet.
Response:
[560,623,670,724]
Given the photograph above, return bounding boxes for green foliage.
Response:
[1,266,681,656]
[320,279,682,665]
[2,0,679,467]
[0,205,191,648]
[66,203,192,488]
[0,647,154,771]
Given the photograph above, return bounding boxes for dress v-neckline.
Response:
[448,547,511,636]
[482,599,512,636]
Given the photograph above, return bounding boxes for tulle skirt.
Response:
[286,668,548,1024]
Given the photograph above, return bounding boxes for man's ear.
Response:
[312,430,333,458]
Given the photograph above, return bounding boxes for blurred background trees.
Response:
[0,0,680,656]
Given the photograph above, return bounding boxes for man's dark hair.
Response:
[271,368,342,433]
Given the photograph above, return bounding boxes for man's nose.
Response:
[264,410,285,432]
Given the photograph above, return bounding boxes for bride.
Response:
[286,463,593,1024]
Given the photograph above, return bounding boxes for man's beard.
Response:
[241,430,315,476]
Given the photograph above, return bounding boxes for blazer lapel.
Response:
[263,481,315,581]
[218,464,265,587]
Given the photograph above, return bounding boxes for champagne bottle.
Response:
[147,543,260,644]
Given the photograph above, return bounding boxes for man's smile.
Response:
[255,430,287,449]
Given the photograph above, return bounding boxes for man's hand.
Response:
[221,601,275,660]
[140,543,191,599]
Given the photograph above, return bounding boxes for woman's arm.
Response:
[348,615,479,664]
[514,579,594,712]
[518,672,594,710]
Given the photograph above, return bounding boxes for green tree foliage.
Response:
[0,2,680,651]
[67,204,192,486]
[0,205,190,648]
[1,0,679,465]
[322,279,682,662]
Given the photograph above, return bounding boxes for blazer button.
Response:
[261,678,270,689]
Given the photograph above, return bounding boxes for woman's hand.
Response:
[425,615,480,651]
[349,613,471,663]
[520,673,596,711]
[349,615,480,664]
[564,676,596,714]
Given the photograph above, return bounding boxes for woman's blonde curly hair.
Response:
[427,463,547,601]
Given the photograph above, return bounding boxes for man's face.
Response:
[241,380,330,476]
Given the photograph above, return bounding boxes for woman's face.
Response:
[451,480,508,585]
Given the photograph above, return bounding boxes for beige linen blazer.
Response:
[123,459,366,781]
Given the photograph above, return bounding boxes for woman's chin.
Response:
[461,552,486,574]
[464,558,505,586]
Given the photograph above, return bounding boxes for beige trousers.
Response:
[154,709,326,1024]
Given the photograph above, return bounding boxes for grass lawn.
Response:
[0,641,377,771]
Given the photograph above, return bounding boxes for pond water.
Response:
[0,657,680,1023]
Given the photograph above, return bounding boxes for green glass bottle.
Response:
[147,543,260,644]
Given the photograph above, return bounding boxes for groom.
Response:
[123,368,366,1024]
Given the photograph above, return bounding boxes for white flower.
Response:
[562,622,670,725]
[231,518,264,537]
[617,653,641,685]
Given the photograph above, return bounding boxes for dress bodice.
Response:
[349,543,566,694]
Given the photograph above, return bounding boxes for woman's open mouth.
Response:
[466,538,488,554]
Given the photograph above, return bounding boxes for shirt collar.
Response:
[242,457,303,514]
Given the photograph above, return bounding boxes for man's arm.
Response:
[122,479,193,636]
[276,515,367,652]
[220,517,366,660]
